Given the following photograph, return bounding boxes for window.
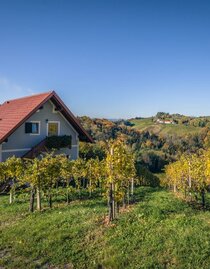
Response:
[25,122,40,134]
[47,122,59,136]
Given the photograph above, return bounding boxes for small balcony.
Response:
[23,135,72,159]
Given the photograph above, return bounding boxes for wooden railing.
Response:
[22,138,48,159]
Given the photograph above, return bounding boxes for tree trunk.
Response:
[49,178,53,208]
[117,202,120,214]
[173,184,177,193]
[131,178,134,195]
[127,185,130,205]
[99,181,103,196]
[108,183,114,222]
[83,177,86,188]
[55,181,59,202]
[122,194,126,209]
[9,189,13,204]
[131,178,135,203]
[67,189,70,204]
[29,187,35,212]
[9,179,15,204]
[108,146,115,222]
[89,179,92,198]
[36,186,41,211]
[201,189,205,209]
[112,183,116,219]
[66,180,70,204]
[49,192,52,208]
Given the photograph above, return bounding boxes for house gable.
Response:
[1,100,80,161]
[0,91,93,161]
[0,91,93,144]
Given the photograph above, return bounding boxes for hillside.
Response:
[129,117,202,136]
[78,115,210,173]
[1,187,210,269]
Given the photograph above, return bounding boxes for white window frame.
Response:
[28,121,41,136]
[47,121,60,136]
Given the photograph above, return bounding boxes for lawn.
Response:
[1,187,210,269]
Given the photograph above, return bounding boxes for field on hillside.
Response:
[1,187,210,269]
[130,118,202,136]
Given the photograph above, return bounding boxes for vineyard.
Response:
[1,140,210,268]
[165,149,210,208]
[0,140,136,222]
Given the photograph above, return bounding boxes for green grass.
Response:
[130,118,155,130]
[1,188,210,268]
[130,118,202,136]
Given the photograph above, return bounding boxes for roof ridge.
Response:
[3,90,55,103]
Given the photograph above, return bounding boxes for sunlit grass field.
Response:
[130,118,202,136]
[1,187,210,269]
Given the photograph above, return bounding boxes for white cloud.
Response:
[0,77,35,103]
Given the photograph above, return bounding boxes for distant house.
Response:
[0,91,93,162]
[156,119,174,125]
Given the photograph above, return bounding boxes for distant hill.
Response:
[78,114,210,173]
[128,112,210,137]
[78,113,210,140]
[129,117,202,136]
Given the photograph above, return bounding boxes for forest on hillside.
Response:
[78,113,210,174]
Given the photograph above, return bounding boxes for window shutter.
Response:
[25,122,32,133]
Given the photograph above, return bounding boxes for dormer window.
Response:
[25,122,40,135]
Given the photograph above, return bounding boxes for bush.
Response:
[135,162,160,187]
[46,135,72,149]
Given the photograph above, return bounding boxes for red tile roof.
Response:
[0,91,93,143]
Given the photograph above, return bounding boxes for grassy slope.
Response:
[130,118,202,136]
[1,188,210,269]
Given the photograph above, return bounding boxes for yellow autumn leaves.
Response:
[165,149,210,207]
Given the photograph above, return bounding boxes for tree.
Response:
[24,158,44,211]
[60,156,74,204]
[165,150,210,208]
[105,140,136,222]
[85,158,101,197]
[5,156,24,204]
[72,158,86,197]
[40,154,61,208]
[0,162,8,192]
[79,142,106,161]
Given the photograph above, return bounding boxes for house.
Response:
[156,119,174,124]
[0,91,93,162]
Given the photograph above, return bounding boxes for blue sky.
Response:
[0,0,210,118]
